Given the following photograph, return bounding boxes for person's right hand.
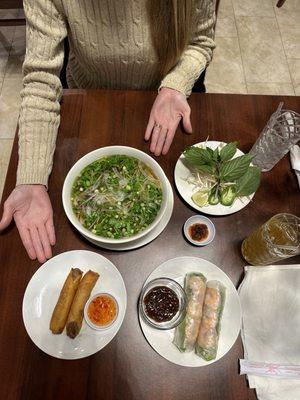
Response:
[0,184,56,263]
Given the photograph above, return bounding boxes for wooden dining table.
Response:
[0,90,299,400]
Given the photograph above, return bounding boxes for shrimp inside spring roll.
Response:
[50,268,83,334]
[66,270,99,338]
[195,280,226,361]
[173,273,207,352]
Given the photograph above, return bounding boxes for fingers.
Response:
[145,116,155,141]
[38,224,53,260]
[149,121,179,156]
[0,201,14,231]
[182,109,193,134]
[162,125,177,155]
[2,186,55,263]
[16,223,37,260]
[46,218,56,246]
[29,226,47,263]
[154,127,168,156]
[150,125,162,153]
[16,218,54,263]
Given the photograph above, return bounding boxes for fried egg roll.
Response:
[50,268,83,334]
[195,280,226,361]
[66,270,99,338]
[173,273,207,352]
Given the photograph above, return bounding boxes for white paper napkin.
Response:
[238,265,300,400]
[290,145,300,189]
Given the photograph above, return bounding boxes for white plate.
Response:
[139,256,242,367]
[22,250,127,360]
[83,180,174,251]
[174,141,255,216]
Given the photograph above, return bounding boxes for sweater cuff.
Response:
[16,126,57,187]
[16,165,50,187]
[17,114,59,187]
[159,73,191,97]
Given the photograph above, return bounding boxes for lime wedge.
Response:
[191,191,209,207]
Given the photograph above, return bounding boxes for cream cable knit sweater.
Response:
[17,0,216,186]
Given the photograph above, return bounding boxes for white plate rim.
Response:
[22,250,127,360]
[139,256,242,367]
[174,140,255,216]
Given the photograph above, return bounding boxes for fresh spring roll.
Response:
[50,268,83,334]
[66,270,99,338]
[195,280,226,361]
[173,273,207,352]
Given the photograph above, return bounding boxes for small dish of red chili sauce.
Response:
[183,215,215,246]
[84,293,119,330]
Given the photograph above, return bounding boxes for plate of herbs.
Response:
[174,141,261,216]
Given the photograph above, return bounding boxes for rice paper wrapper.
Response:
[195,280,226,361]
[173,272,207,352]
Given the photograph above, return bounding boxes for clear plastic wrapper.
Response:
[195,280,226,361]
[173,272,207,352]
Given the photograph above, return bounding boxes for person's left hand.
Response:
[145,87,193,156]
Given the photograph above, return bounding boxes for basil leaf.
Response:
[196,164,216,175]
[206,147,215,159]
[236,166,261,196]
[220,154,253,181]
[213,147,220,162]
[184,146,214,166]
[219,142,238,162]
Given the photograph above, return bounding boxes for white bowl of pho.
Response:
[62,146,169,244]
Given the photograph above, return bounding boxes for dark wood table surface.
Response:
[1,90,299,400]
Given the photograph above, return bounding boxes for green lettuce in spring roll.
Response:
[195,280,226,361]
[173,272,207,352]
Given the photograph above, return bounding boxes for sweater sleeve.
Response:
[17,0,67,186]
[159,0,216,97]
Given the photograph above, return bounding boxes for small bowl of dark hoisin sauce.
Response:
[139,278,186,330]
[184,215,216,246]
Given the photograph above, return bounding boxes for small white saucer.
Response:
[183,215,215,246]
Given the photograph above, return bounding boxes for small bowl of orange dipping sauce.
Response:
[84,293,119,330]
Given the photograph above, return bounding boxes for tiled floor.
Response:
[0,1,299,201]
[206,0,299,95]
